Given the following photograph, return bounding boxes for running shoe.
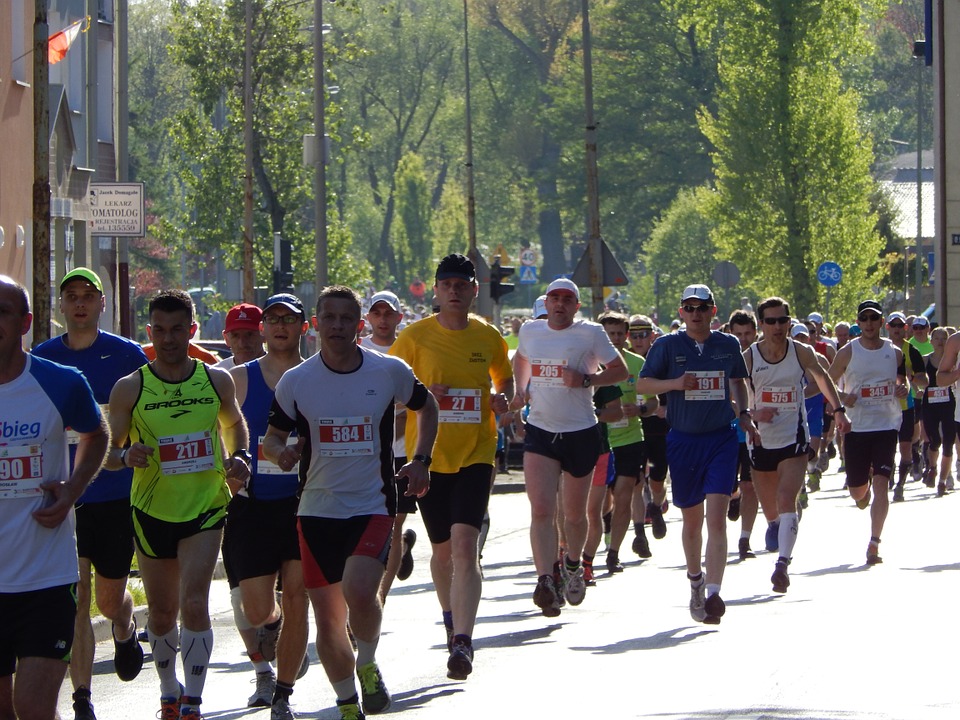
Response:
[827,441,837,459]
[271,699,296,720]
[357,661,391,714]
[922,468,936,488]
[248,670,276,708]
[807,469,820,493]
[771,559,790,593]
[552,563,566,608]
[257,614,283,663]
[817,450,830,473]
[446,639,474,680]
[397,528,417,581]
[180,711,204,720]
[689,577,706,623]
[892,483,905,503]
[632,530,652,559]
[764,520,780,553]
[727,496,741,522]
[647,501,667,539]
[336,696,366,720]
[533,574,562,617]
[855,486,871,510]
[703,593,726,625]
[738,537,755,560]
[158,690,182,720]
[605,550,624,574]
[798,487,808,510]
[866,538,883,565]
[938,481,946,497]
[583,562,596,586]
[947,474,955,492]
[113,619,144,682]
[561,563,587,606]
[72,691,97,720]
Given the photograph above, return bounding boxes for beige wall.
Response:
[936,0,960,326]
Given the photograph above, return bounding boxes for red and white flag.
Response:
[48,18,86,65]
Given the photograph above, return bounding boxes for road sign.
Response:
[712,260,740,289]
[570,239,629,287]
[518,265,538,284]
[519,248,538,267]
[817,261,843,287]
[490,244,511,266]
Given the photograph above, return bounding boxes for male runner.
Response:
[636,284,750,625]
[511,278,627,616]
[33,268,149,720]
[362,291,418,599]
[212,303,264,370]
[391,254,513,679]
[263,285,438,720]
[743,297,849,593]
[0,275,109,720]
[828,300,908,565]
[105,289,251,720]
[224,294,310,719]
[885,312,927,501]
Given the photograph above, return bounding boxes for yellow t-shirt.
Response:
[391,316,513,473]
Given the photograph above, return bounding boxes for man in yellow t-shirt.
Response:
[391,253,513,682]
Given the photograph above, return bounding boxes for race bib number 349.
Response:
[158,431,216,476]
[318,416,375,456]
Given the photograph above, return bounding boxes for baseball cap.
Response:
[887,311,907,324]
[435,253,476,283]
[60,267,103,294]
[545,278,580,301]
[849,325,862,337]
[263,293,305,319]
[369,290,401,314]
[629,314,654,331]
[913,315,930,327]
[532,295,548,319]
[681,284,714,304]
[807,312,823,324]
[856,300,883,317]
[790,323,809,338]
[224,303,262,332]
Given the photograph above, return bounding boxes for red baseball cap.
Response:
[224,303,262,332]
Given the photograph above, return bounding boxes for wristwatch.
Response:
[412,454,432,468]
[231,449,253,466]
[834,406,847,414]
[582,374,593,388]
[119,447,129,467]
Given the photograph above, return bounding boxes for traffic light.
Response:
[490,257,515,304]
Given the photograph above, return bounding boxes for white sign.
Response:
[89,183,145,237]
[519,248,538,266]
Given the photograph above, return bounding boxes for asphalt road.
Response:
[56,459,959,719]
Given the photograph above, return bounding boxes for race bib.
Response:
[608,417,630,429]
[157,431,217,476]
[257,435,300,475]
[67,404,109,446]
[860,382,895,405]
[685,371,725,401]
[530,358,568,387]
[438,389,482,424]
[0,443,44,499]
[927,386,951,404]
[758,386,799,413]
[318,416,374,457]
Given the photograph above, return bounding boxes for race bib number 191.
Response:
[685,371,725,401]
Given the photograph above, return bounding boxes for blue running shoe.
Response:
[765,520,780,553]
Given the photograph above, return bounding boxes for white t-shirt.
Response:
[844,339,902,432]
[516,319,621,433]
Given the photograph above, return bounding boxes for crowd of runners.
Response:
[1,262,958,720]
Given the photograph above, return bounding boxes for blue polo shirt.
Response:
[639,331,747,434]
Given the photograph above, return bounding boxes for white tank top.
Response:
[844,339,901,432]
[749,339,809,450]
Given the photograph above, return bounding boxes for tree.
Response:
[698,0,886,318]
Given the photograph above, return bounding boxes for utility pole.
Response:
[313,0,328,296]
[581,0,604,319]
[243,0,255,301]
[32,0,51,345]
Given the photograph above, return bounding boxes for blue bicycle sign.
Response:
[817,262,842,288]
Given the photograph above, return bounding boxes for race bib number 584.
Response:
[318,416,374,456]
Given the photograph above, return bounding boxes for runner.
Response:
[828,300,908,565]
[743,298,849,593]
[920,327,956,495]
[223,294,310,719]
[511,278,627,616]
[105,289,251,720]
[32,268,149,720]
[361,291,418,601]
[212,303,264,370]
[885,312,928,501]
[263,285,438,720]
[0,275,109,720]
[390,254,513,679]
[636,284,750,625]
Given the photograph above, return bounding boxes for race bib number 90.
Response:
[531,358,568,387]
[158,431,216,476]
[0,444,44,498]
[685,371,725,401]
[318,416,374,456]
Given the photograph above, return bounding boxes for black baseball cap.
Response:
[435,253,476,283]
[856,300,882,317]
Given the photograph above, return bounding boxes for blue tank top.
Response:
[242,359,299,500]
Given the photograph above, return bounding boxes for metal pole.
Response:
[581,0,603,319]
[243,0,255,301]
[463,0,477,255]
[314,0,328,297]
[32,0,51,345]
[915,52,923,314]
[117,0,132,337]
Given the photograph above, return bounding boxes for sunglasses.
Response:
[630,330,653,338]
[887,321,905,328]
[681,304,714,314]
[857,313,882,322]
[263,314,302,325]
[762,316,791,326]
[912,324,927,330]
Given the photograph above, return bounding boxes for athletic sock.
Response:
[333,678,358,703]
[273,680,294,705]
[248,650,272,674]
[777,512,799,560]
[564,555,580,573]
[705,583,720,598]
[180,627,214,704]
[355,638,378,668]
[149,626,181,698]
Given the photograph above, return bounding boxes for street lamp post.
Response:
[314,0,329,298]
[913,39,926,315]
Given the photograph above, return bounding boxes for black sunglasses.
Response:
[887,321,905,328]
[762,316,791,326]
[681,304,714,314]
[857,313,882,322]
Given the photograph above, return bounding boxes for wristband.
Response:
[119,447,129,467]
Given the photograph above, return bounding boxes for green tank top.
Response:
[130,360,230,522]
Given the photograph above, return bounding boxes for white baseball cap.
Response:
[545,278,580,301]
